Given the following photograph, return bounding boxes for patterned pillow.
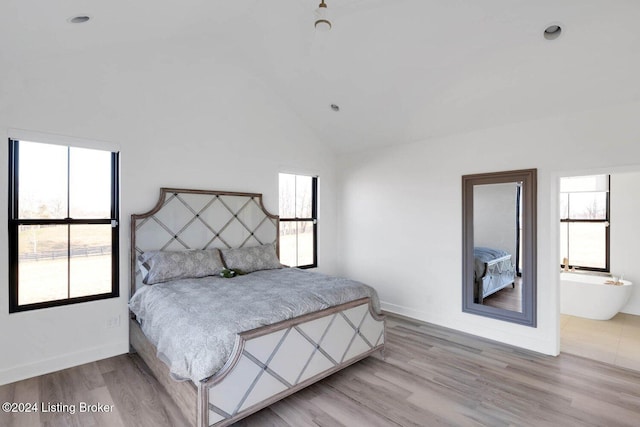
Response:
[138,249,225,285]
[220,244,282,273]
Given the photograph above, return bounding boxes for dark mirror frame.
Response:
[462,169,537,327]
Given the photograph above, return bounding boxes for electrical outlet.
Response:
[106,315,121,329]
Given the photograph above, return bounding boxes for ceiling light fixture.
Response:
[315,1,332,32]
[543,24,562,40]
[68,15,91,24]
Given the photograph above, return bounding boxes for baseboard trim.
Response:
[380,301,439,323]
[380,300,557,356]
[0,341,128,386]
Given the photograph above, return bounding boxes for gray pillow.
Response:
[138,249,225,285]
[220,244,282,273]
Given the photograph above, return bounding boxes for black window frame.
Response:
[8,138,120,313]
[560,176,610,273]
[279,174,318,269]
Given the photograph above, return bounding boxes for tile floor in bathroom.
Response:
[561,312,640,371]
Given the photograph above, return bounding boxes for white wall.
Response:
[0,44,339,385]
[611,172,640,315]
[474,182,518,260]
[338,101,640,356]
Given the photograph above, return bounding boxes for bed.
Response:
[129,188,385,426]
[473,247,515,304]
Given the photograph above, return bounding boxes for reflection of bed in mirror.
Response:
[473,246,515,304]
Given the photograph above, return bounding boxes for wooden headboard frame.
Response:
[130,188,279,296]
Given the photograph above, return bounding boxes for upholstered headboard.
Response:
[130,188,279,295]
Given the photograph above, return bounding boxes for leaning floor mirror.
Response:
[462,169,537,327]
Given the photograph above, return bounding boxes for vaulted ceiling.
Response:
[2,0,639,152]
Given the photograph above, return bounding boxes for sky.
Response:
[18,141,112,219]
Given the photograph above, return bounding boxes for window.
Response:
[8,139,119,312]
[278,173,317,268]
[560,175,610,272]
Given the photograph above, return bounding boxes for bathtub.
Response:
[560,272,633,320]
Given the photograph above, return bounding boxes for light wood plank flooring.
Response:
[483,277,522,313]
[2,315,640,427]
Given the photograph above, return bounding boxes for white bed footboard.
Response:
[199,298,385,427]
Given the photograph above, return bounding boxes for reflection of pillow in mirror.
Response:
[220,244,282,273]
[138,249,225,285]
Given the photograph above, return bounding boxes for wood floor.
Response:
[483,277,522,312]
[2,314,640,427]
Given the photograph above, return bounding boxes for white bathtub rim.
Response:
[560,272,633,287]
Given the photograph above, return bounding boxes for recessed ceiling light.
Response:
[330,104,340,112]
[68,15,91,24]
[544,24,562,40]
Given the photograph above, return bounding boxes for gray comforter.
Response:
[473,246,510,280]
[129,268,380,384]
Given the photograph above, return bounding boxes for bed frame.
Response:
[130,188,385,426]
[474,250,515,304]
